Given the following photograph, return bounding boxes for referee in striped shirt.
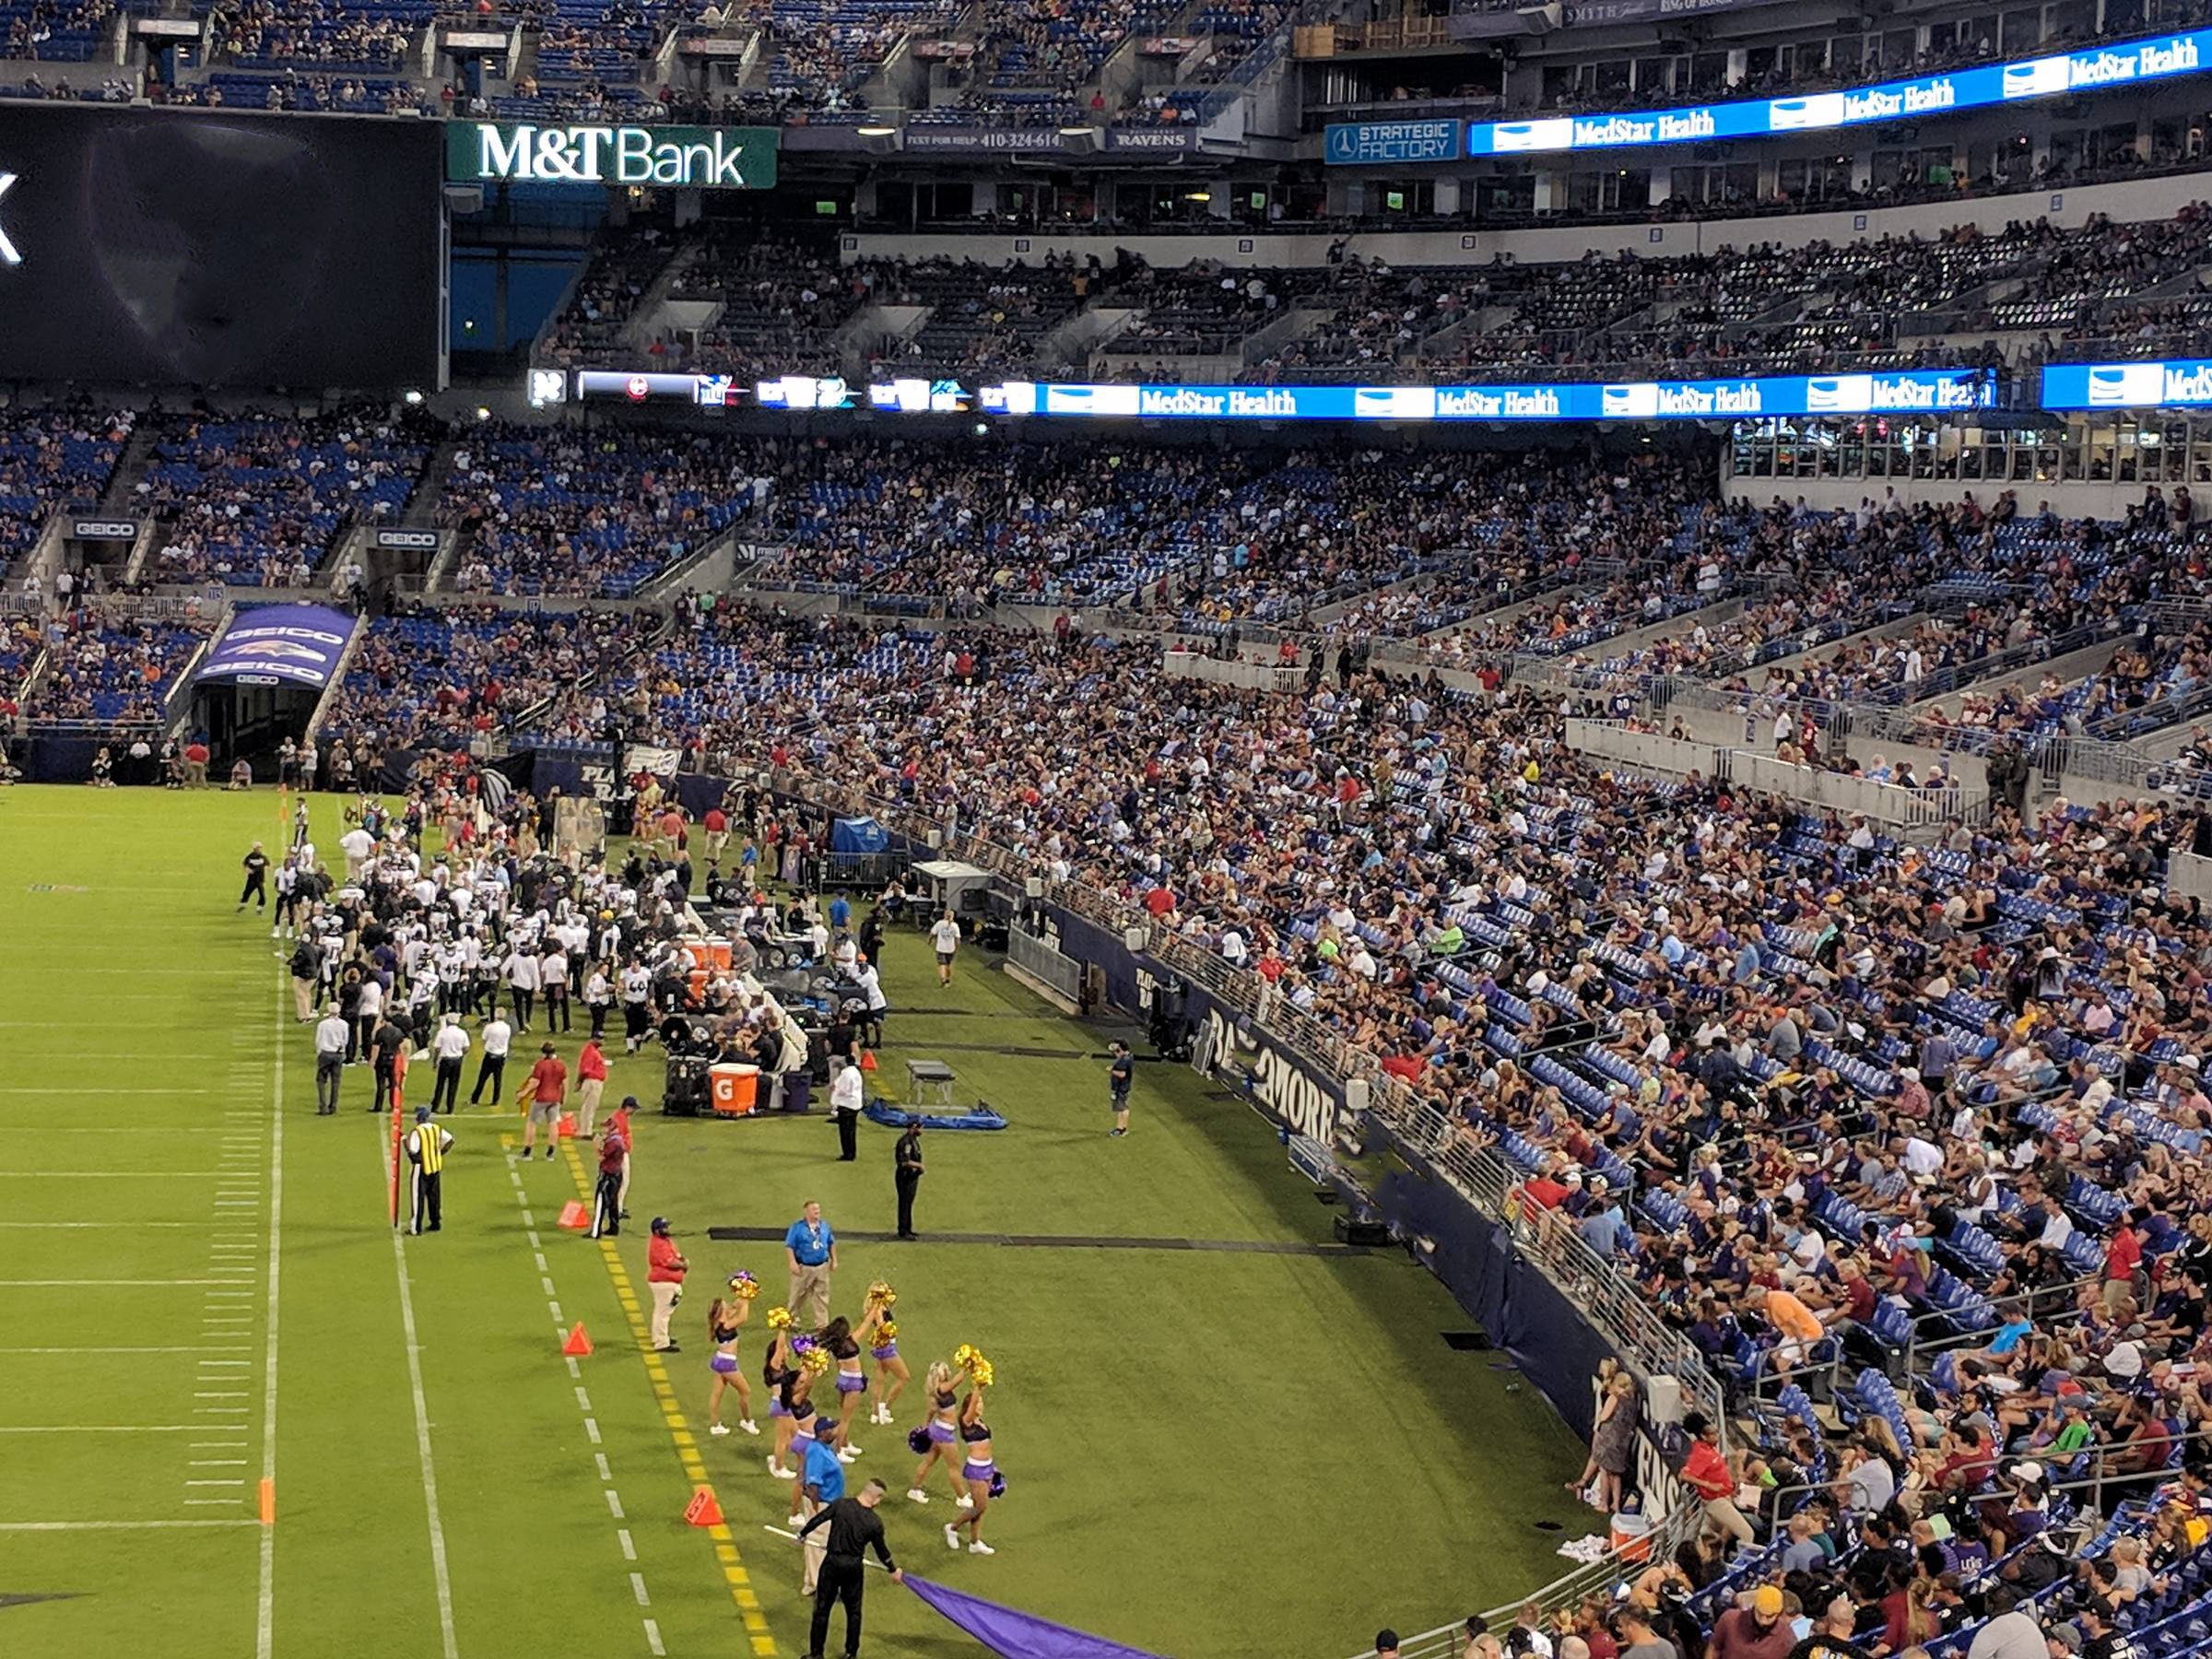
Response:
[405,1105,453,1234]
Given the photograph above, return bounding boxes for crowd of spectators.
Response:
[0,405,136,579]
[135,409,431,587]
[320,603,665,750]
[435,422,761,596]
[18,608,211,725]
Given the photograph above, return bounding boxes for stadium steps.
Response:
[402,440,465,530]
[94,424,157,513]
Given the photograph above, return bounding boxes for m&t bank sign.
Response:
[445,123,780,189]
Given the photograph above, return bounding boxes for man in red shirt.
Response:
[520,1042,567,1161]
[1682,1411,1756,1547]
[703,806,728,863]
[588,1114,629,1239]
[1707,1585,1793,1659]
[575,1038,609,1136]
[2104,1212,2146,1314]
[646,1216,688,1352]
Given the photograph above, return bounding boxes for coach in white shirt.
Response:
[429,1014,471,1115]
[313,1010,349,1115]
[471,1015,512,1106]
[830,1056,864,1161]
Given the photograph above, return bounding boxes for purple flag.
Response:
[903,1575,1173,1659]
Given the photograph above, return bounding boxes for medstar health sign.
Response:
[446,123,780,189]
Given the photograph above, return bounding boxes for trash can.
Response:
[779,1071,812,1114]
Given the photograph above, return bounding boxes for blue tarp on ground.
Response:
[904,1575,1171,1659]
[863,1100,1008,1132]
[830,815,888,854]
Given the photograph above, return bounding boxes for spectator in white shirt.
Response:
[471,1014,512,1105]
[313,1010,349,1114]
[429,1013,470,1114]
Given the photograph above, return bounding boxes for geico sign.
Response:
[71,520,140,540]
[453,124,778,190]
[1201,1006,1338,1143]
[374,530,441,550]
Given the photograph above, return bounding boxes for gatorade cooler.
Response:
[709,1064,759,1118]
[705,937,733,971]
[1608,1511,1653,1563]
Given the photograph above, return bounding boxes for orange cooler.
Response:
[709,1064,759,1117]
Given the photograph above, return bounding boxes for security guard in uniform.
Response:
[405,1104,453,1234]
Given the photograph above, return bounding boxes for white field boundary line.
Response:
[386,1130,461,1659]
[0,1530,262,1539]
[257,963,286,1659]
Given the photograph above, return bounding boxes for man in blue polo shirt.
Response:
[797,1414,847,1594]
[785,1200,837,1327]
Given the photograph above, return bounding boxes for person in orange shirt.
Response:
[1748,1284,1825,1377]
[520,1042,568,1161]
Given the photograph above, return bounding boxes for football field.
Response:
[0,784,1587,1658]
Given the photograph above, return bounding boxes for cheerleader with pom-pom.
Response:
[820,1314,869,1462]
[783,1340,833,1524]
[942,1349,1001,1558]
[861,1284,907,1426]
[707,1272,759,1438]
[904,1359,970,1508]
[762,1308,800,1479]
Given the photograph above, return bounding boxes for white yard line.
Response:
[256,966,286,1659]
[386,1134,461,1659]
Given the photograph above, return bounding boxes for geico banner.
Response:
[70,518,140,540]
[1189,992,1343,1144]
[1466,25,2210,153]
[373,528,441,550]
[990,368,1996,422]
[445,122,780,189]
[195,602,359,689]
[2041,359,2212,409]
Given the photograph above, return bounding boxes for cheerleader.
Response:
[821,1315,868,1462]
[905,1360,971,1508]
[763,1309,800,1479]
[860,1284,908,1426]
[706,1273,759,1438]
[942,1350,1000,1557]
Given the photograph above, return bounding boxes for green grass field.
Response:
[0,784,1588,1658]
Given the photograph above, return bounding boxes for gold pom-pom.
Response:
[766,1306,794,1329]
[799,1346,832,1376]
[866,1281,897,1306]
[971,1359,996,1387]
[877,1320,898,1342]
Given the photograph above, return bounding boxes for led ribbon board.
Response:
[2041,360,2212,409]
[987,370,1997,422]
[1464,29,2208,155]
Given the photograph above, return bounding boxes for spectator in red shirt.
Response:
[587,1113,628,1239]
[646,1216,688,1352]
[703,806,728,862]
[1707,1585,1794,1659]
[2104,1212,2147,1314]
[1682,1412,1757,1548]
[520,1042,567,1160]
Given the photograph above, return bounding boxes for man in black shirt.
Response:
[1107,1041,1134,1138]
[795,1478,900,1659]
[894,1124,924,1241]
[239,841,270,912]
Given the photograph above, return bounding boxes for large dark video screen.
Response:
[0,106,441,389]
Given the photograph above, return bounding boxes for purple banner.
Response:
[196,602,358,689]
[903,1576,1171,1659]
